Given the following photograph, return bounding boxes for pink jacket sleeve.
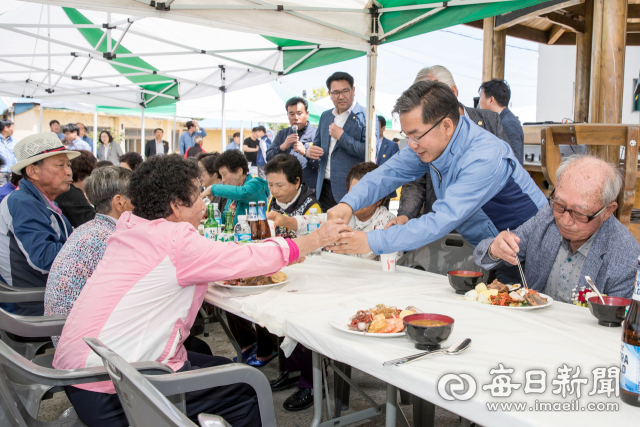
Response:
[174,225,296,286]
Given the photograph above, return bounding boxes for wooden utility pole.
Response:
[482,16,506,82]
[574,0,594,123]
[588,0,628,161]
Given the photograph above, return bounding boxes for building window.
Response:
[634,79,639,112]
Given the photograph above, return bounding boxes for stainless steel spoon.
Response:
[384,338,472,366]
[584,276,605,304]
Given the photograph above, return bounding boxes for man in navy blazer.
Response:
[305,72,377,211]
[266,96,318,189]
[376,116,399,165]
[376,116,399,204]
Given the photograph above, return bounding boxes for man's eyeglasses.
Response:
[547,189,607,223]
[329,89,352,99]
[400,115,446,145]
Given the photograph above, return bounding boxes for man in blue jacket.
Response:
[0,132,77,316]
[329,81,547,281]
[179,121,207,156]
[266,96,318,189]
[305,72,378,211]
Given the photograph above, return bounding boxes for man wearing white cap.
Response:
[0,132,79,316]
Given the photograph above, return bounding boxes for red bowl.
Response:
[403,313,454,350]
[587,296,631,327]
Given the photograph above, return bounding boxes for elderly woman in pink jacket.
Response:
[53,154,350,427]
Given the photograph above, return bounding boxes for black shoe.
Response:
[283,388,315,412]
[270,371,300,392]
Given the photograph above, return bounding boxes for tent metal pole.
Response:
[221,66,227,152]
[141,106,145,158]
[173,116,177,153]
[47,5,51,88]
[93,111,98,157]
[39,104,43,133]
[365,45,378,163]
[107,13,112,54]
[240,120,244,152]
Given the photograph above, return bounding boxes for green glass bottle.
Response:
[219,211,233,242]
[203,204,219,241]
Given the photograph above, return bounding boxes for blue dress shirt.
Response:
[0,135,17,173]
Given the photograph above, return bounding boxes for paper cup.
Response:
[380,253,397,272]
[268,220,275,237]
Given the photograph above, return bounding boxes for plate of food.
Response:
[214,271,289,292]
[462,279,553,309]
[329,304,421,337]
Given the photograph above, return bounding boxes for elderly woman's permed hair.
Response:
[128,154,200,220]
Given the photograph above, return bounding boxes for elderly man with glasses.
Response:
[473,155,640,303]
[328,80,546,283]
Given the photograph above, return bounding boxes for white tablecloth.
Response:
[205,253,640,427]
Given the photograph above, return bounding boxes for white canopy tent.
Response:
[8,0,550,159]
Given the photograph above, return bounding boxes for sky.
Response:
[277,24,540,123]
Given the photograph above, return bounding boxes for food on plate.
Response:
[486,280,510,294]
[348,304,421,333]
[408,319,449,327]
[220,271,287,287]
[464,279,548,307]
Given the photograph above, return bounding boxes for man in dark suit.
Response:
[145,128,169,158]
[305,72,378,211]
[266,96,318,189]
[478,79,524,165]
[376,116,399,166]
[394,65,510,226]
[376,116,400,208]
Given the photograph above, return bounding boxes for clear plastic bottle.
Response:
[307,208,321,255]
[307,208,321,234]
[234,215,252,244]
[213,203,222,225]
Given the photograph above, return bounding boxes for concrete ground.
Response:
[37,316,463,426]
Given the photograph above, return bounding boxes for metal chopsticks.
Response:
[507,228,528,289]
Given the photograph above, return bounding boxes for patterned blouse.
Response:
[44,214,117,346]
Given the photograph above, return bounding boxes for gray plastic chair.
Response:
[0,338,173,427]
[0,282,56,360]
[84,337,278,427]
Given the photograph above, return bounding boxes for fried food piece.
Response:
[487,281,510,294]
[398,310,415,319]
[370,305,400,319]
[270,271,287,283]
[368,314,387,333]
[378,318,400,333]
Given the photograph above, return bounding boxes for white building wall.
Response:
[536,44,640,124]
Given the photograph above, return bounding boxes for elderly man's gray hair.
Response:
[555,154,623,206]
[85,166,132,215]
[194,136,203,144]
[414,65,456,88]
